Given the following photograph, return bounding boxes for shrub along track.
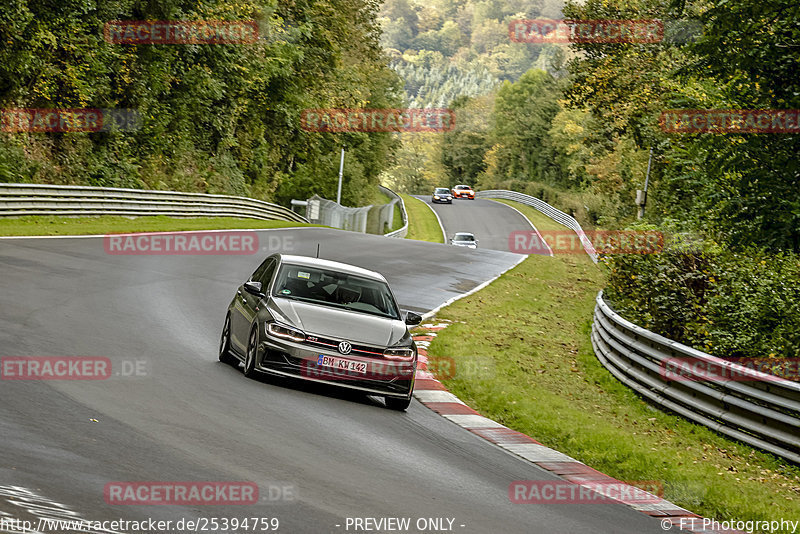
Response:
[425,199,800,533]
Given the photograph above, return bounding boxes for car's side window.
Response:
[258,259,277,288]
[250,258,273,284]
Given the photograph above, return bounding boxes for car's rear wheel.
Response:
[243,326,259,378]
[219,315,238,365]
[385,395,412,411]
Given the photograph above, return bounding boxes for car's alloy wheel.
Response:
[219,315,237,365]
[385,395,412,411]
[243,326,259,378]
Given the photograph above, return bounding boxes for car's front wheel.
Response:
[219,315,238,366]
[243,326,259,378]
[385,395,412,411]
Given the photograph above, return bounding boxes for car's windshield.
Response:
[272,263,401,320]
[435,188,449,194]
[454,234,474,242]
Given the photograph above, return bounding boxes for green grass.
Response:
[0,215,318,236]
[427,200,800,533]
[399,193,444,243]
[389,201,403,233]
[375,191,394,206]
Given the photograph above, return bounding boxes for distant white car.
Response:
[449,232,478,249]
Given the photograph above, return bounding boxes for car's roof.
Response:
[454,232,475,237]
[454,184,473,188]
[434,187,450,191]
[276,254,387,282]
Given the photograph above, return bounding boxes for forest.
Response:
[380,0,799,358]
[0,0,401,206]
[1,0,798,357]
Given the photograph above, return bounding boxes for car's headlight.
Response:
[384,346,415,360]
[434,195,440,199]
[266,322,306,342]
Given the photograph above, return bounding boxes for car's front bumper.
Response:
[257,335,416,398]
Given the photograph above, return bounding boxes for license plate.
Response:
[317,355,367,374]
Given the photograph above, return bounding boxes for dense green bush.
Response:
[604,237,800,359]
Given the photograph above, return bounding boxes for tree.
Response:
[441,95,492,185]
[489,69,560,183]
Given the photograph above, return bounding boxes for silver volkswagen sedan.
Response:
[219,254,422,410]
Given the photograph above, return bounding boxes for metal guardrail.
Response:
[0,183,308,223]
[378,186,408,238]
[476,189,597,263]
[305,195,371,232]
[303,186,404,235]
[592,291,800,464]
[475,188,800,463]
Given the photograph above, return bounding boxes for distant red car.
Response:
[452,184,475,200]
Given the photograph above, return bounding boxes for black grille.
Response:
[303,334,385,358]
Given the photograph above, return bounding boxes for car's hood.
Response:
[268,297,407,347]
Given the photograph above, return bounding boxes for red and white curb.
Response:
[411,324,744,534]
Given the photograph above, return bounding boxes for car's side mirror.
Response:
[405,311,423,326]
[243,281,264,297]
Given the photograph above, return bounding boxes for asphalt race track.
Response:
[415,196,532,252]
[0,205,667,533]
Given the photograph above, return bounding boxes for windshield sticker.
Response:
[297,271,311,279]
[281,289,291,294]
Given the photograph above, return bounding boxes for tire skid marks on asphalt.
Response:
[410,329,745,534]
[0,485,123,534]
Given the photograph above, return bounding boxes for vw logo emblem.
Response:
[338,341,352,355]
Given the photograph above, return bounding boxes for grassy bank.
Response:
[0,216,317,236]
[389,201,403,233]
[427,200,800,533]
[399,193,444,243]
